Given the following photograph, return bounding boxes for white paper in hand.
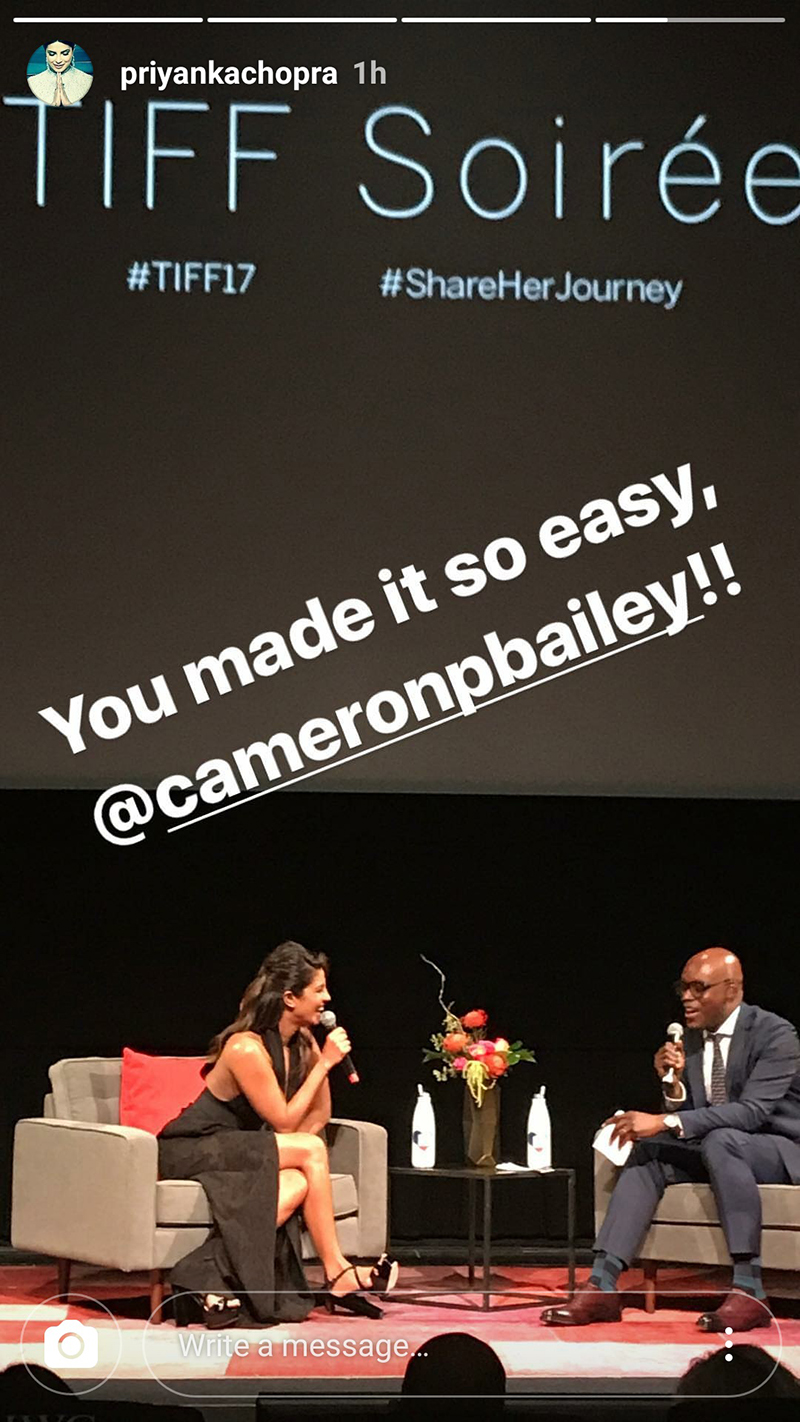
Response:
[593,1111,633,1166]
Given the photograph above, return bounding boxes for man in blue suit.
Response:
[542,947,800,1332]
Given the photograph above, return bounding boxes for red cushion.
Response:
[119,1048,206,1135]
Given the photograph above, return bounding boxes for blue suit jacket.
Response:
[673,1004,800,1173]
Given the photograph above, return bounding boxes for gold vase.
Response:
[462,1083,500,1167]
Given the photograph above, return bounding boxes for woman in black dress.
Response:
[158,941,396,1327]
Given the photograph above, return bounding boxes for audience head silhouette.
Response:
[677,1343,800,1398]
[401,1331,506,1396]
[0,1362,73,1409]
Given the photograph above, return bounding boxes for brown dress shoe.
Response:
[696,1290,773,1333]
[541,1281,622,1326]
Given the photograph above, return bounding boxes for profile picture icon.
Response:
[27,41,93,106]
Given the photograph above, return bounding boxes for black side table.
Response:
[388,1164,576,1312]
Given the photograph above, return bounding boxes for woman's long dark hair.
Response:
[208,941,330,1068]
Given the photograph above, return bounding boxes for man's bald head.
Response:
[678,947,744,1031]
[683,947,743,985]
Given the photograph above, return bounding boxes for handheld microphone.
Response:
[663,1021,684,1086]
[319,1009,360,1085]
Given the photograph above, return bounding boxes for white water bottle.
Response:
[526,1086,552,1170]
[411,1084,436,1169]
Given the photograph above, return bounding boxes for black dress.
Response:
[157,1029,315,1324]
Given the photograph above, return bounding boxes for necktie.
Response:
[708,1033,727,1104]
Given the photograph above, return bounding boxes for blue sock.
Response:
[731,1255,765,1299]
[589,1251,626,1292]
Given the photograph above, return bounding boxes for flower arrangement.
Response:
[421,956,535,1106]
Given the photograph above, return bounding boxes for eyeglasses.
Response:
[673,977,733,1000]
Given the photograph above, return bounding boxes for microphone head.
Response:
[319,1009,336,1030]
[667,1021,684,1042]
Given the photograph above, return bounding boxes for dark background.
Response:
[2,18,799,795]
[2,788,796,1245]
[2,15,799,1258]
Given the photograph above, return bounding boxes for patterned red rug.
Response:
[2,1262,799,1398]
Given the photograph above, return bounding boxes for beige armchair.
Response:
[12,1057,388,1315]
[595,1150,800,1311]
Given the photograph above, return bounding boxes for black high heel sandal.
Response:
[368,1253,399,1295]
[322,1265,383,1319]
[202,1294,243,1330]
[170,1291,242,1329]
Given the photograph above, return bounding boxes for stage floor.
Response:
[2,1262,799,1402]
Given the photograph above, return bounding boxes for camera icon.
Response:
[43,1318,99,1368]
